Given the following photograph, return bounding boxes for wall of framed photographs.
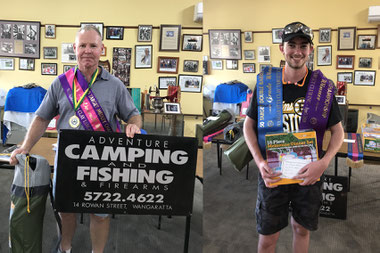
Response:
[0,0,203,137]
[203,0,380,125]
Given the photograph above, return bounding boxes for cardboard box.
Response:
[265,130,319,186]
[361,123,380,153]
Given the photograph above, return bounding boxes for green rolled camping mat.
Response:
[224,136,253,172]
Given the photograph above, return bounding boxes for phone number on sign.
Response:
[82,192,164,203]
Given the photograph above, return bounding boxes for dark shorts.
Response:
[256,173,323,235]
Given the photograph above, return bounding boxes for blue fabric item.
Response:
[140,129,147,134]
[2,125,9,144]
[4,86,47,112]
[213,82,248,103]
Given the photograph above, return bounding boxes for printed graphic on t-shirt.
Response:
[283,97,304,132]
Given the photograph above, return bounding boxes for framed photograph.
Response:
[337,55,355,69]
[317,45,332,66]
[337,72,353,83]
[243,63,255,73]
[226,60,238,70]
[358,57,372,68]
[101,46,106,56]
[99,60,110,73]
[178,74,202,93]
[280,60,286,68]
[41,63,57,75]
[211,60,223,70]
[337,27,356,50]
[244,50,255,60]
[43,47,57,59]
[0,20,40,58]
[164,103,181,114]
[157,56,179,73]
[63,65,74,73]
[106,26,124,40]
[319,28,331,43]
[112,48,132,86]
[354,70,376,86]
[183,60,199,72]
[19,58,35,70]
[135,45,152,69]
[377,25,380,49]
[138,25,153,42]
[158,76,177,90]
[61,43,76,63]
[182,34,202,52]
[80,22,104,40]
[357,35,376,50]
[335,95,346,105]
[0,58,14,70]
[159,25,181,51]
[260,64,272,72]
[272,28,283,44]
[45,24,56,39]
[244,31,253,43]
[209,29,242,60]
[306,51,314,70]
[258,46,270,63]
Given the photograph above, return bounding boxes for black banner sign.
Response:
[54,130,198,216]
[319,175,348,220]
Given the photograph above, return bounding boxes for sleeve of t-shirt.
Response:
[245,86,258,121]
[327,95,343,128]
[35,78,60,121]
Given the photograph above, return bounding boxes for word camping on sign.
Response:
[54,130,198,216]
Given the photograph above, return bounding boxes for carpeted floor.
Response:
[203,143,380,253]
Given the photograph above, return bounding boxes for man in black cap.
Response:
[244,22,344,252]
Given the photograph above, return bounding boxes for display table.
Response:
[141,110,184,136]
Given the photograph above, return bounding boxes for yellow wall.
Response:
[204,0,380,127]
[0,0,203,136]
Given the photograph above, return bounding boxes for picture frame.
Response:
[319,28,331,43]
[138,25,153,42]
[317,45,332,66]
[63,65,74,73]
[354,70,376,86]
[272,28,283,44]
[211,60,223,70]
[280,60,286,68]
[337,27,356,50]
[0,20,40,58]
[43,47,58,59]
[377,25,380,49]
[244,31,253,43]
[157,56,179,73]
[335,95,346,105]
[45,24,56,39]
[358,57,372,68]
[61,43,76,63]
[41,63,57,75]
[99,60,110,73]
[336,55,355,69]
[243,63,255,73]
[164,102,181,114]
[244,50,255,60]
[0,58,14,70]
[337,72,353,83]
[178,74,202,93]
[101,46,106,56]
[159,24,181,51]
[183,60,199,73]
[19,58,35,70]
[258,46,271,63]
[260,64,272,72]
[135,45,152,69]
[306,51,314,70]
[182,34,202,52]
[226,60,238,70]
[80,22,104,40]
[209,29,242,60]
[357,35,376,50]
[158,76,177,90]
[106,26,124,40]
[112,47,132,86]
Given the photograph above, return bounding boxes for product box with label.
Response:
[361,123,380,153]
[265,130,319,186]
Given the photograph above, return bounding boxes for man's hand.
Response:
[257,160,282,188]
[125,123,141,138]
[9,147,29,166]
[293,159,328,186]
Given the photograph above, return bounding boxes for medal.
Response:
[69,115,80,128]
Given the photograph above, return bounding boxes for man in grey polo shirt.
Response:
[10,25,142,253]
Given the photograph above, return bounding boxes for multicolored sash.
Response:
[59,67,119,132]
[346,133,364,168]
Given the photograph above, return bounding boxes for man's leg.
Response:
[291,217,310,253]
[59,213,76,252]
[90,214,110,253]
[258,232,280,253]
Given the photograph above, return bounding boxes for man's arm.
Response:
[125,114,142,138]
[294,122,344,185]
[9,115,51,165]
[243,117,281,187]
